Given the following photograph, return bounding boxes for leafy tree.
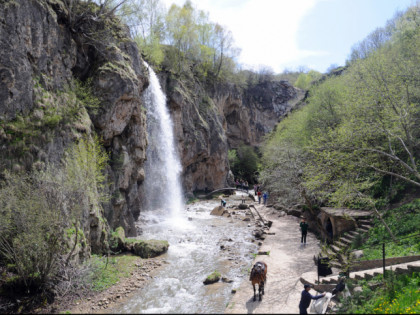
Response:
[294,69,322,90]
[229,145,259,183]
[262,3,420,211]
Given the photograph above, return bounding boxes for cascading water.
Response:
[110,63,257,314]
[142,61,184,219]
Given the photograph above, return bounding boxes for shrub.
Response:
[0,135,109,293]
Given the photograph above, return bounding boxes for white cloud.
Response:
[162,0,328,73]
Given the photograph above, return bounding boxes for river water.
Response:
[111,193,258,314]
[113,63,257,313]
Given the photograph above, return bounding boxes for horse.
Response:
[249,261,267,301]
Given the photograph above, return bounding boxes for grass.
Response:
[339,271,420,314]
[87,254,142,292]
[341,198,420,313]
[353,199,420,260]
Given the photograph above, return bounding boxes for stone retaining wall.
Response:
[351,255,420,272]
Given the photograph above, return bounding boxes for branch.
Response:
[368,164,420,188]
[358,147,418,177]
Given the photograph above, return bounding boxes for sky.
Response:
[161,0,417,74]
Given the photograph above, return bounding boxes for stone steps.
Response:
[331,245,342,254]
[319,260,420,284]
[357,225,371,232]
[339,237,354,245]
[358,219,373,225]
[318,214,374,278]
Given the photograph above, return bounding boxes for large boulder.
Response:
[210,206,227,216]
[203,271,221,285]
[131,239,169,258]
[110,226,126,252]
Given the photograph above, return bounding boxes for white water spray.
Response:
[142,62,184,218]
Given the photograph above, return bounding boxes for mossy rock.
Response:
[131,239,169,258]
[203,271,221,285]
[110,226,126,252]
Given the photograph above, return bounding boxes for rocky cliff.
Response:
[0,0,148,254]
[162,74,304,193]
[0,0,304,249]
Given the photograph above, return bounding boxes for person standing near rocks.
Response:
[263,191,268,205]
[299,284,326,314]
[257,190,262,204]
[300,218,308,244]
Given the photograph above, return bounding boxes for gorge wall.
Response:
[0,0,304,249]
[0,0,148,253]
[162,75,305,193]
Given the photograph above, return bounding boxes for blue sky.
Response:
[162,0,417,74]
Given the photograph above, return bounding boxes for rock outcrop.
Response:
[215,80,305,149]
[0,0,305,249]
[162,74,304,193]
[0,0,148,254]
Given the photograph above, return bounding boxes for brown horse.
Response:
[249,261,267,301]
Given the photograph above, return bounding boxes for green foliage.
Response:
[261,4,420,209]
[0,134,109,292]
[294,70,322,90]
[74,78,101,114]
[353,199,420,260]
[86,254,140,292]
[338,271,420,314]
[229,145,260,184]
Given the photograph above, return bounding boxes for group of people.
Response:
[235,179,249,192]
[254,184,269,205]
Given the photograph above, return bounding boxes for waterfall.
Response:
[142,62,184,218]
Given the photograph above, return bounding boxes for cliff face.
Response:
[217,80,305,149]
[0,0,148,254]
[161,74,229,193]
[163,75,304,193]
[0,0,304,249]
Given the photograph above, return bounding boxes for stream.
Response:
[111,63,258,313]
[110,192,258,314]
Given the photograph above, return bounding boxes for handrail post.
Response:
[382,243,385,279]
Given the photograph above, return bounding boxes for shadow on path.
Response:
[245,297,261,314]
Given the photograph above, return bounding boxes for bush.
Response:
[338,271,420,314]
[0,135,109,293]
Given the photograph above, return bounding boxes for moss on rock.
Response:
[203,270,221,285]
[129,239,169,258]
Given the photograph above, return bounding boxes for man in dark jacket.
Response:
[300,218,309,244]
[299,284,326,314]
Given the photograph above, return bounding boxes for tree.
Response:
[229,145,260,183]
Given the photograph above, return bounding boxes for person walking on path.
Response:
[257,190,262,204]
[263,191,268,205]
[299,284,326,314]
[300,218,308,244]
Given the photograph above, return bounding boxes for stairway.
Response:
[320,218,374,271]
[319,261,420,284]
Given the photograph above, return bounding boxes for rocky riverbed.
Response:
[39,191,276,314]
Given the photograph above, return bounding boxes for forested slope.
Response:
[260,4,420,216]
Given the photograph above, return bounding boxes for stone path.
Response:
[225,203,322,314]
[316,260,420,284]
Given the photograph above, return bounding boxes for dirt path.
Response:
[225,204,321,314]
